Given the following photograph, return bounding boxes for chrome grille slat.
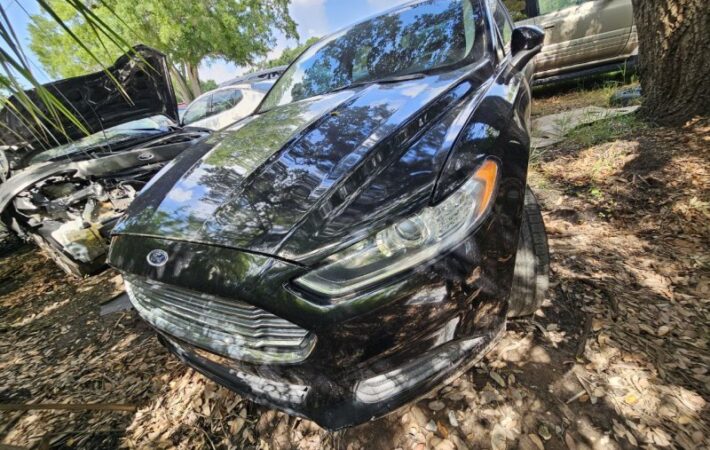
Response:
[137,301,307,348]
[154,289,289,323]
[137,296,307,343]
[156,283,264,313]
[139,289,303,334]
[154,292,292,327]
[124,275,315,364]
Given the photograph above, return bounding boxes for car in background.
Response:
[509,0,637,84]
[177,102,188,121]
[181,80,275,130]
[110,0,548,430]
[0,46,210,277]
[218,65,286,88]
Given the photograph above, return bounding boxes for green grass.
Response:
[565,113,646,148]
[533,65,637,99]
[529,143,552,168]
[531,65,641,118]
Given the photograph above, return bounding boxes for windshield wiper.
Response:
[328,72,427,94]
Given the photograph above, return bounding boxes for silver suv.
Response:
[512,0,638,83]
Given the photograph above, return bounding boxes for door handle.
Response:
[543,24,556,29]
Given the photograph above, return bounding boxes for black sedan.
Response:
[109,0,548,430]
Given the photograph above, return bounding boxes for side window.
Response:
[183,95,211,125]
[538,0,586,15]
[210,89,243,115]
[490,0,514,51]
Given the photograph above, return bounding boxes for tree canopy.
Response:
[501,0,527,21]
[258,37,320,69]
[28,0,298,101]
[199,79,218,94]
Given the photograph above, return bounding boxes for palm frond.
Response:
[35,0,130,101]
[0,0,147,148]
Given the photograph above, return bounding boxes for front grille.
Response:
[124,275,315,364]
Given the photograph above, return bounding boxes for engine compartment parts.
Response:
[0,130,210,277]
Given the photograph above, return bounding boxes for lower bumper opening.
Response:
[159,323,504,430]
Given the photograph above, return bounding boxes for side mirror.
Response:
[510,26,545,71]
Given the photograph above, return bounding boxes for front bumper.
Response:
[160,323,503,430]
[109,180,524,429]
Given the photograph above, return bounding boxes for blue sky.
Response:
[4,0,408,84]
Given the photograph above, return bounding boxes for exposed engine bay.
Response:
[15,171,149,274]
[0,130,209,276]
[0,45,214,276]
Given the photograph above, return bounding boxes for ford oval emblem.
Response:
[146,249,169,267]
[138,152,154,161]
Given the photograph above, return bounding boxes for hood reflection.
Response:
[113,69,485,264]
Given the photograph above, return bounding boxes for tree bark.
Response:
[169,64,194,103]
[186,62,202,99]
[630,0,710,125]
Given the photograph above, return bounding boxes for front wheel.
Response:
[507,187,550,317]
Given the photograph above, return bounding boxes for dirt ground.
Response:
[1,87,708,450]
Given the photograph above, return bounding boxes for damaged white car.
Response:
[0,46,210,276]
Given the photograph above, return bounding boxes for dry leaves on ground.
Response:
[1,92,707,449]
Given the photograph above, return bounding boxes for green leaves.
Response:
[259,36,320,70]
[501,0,527,20]
[28,0,299,100]
[1,0,146,147]
[1,4,84,146]
[1,0,299,147]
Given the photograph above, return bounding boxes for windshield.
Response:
[261,0,483,110]
[28,115,176,165]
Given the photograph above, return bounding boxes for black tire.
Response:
[507,187,550,317]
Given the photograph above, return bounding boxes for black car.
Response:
[0,46,210,276]
[109,0,547,429]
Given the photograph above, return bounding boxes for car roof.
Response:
[218,66,287,88]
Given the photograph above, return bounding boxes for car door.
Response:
[524,0,634,74]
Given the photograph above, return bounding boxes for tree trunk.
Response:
[169,64,194,103]
[186,63,202,99]
[630,0,710,125]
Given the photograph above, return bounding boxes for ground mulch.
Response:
[0,92,707,449]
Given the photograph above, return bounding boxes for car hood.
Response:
[113,63,492,264]
[0,45,178,151]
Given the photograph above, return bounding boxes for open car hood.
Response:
[0,45,178,151]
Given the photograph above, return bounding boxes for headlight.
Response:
[294,159,499,297]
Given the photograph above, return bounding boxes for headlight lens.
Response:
[294,159,499,297]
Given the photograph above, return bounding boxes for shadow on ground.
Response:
[0,113,707,448]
